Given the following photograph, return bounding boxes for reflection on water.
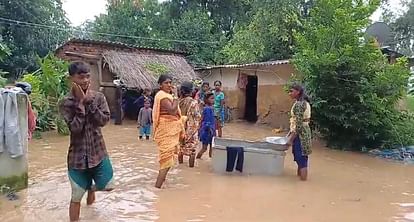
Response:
[1,122,414,222]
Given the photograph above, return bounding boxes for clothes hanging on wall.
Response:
[237,73,248,89]
[0,87,26,158]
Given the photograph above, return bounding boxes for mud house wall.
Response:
[202,69,245,119]
[255,64,294,128]
[201,64,295,128]
[100,65,117,114]
[89,62,100,91]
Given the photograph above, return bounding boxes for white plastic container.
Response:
[212,137,287,176]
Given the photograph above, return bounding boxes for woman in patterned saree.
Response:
[286,83,312,181]
[178,81,201,167]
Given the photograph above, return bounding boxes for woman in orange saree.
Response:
[153,74,184,188]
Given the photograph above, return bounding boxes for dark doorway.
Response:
[121,89,142,120]
[244,75,258,122]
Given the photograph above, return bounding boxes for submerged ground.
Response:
[1,122,414,222]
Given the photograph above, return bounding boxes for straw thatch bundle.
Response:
[102,51,197,89]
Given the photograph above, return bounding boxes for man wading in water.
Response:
[60,62,114,221]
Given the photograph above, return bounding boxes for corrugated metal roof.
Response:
[56,38,186,55]
[195,59,290,70]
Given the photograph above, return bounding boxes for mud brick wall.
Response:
[201,64,296,129]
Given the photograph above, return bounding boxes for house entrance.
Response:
[244,75,258,122]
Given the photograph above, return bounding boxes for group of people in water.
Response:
[151,74,312,188]
[151,75,226,188]
[60,61,311,221]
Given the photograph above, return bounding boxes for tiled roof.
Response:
[195,59,290,70]
[56,38,186,55]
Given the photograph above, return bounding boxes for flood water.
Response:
[1,122,414,222]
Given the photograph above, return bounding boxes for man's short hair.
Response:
[68,61,90,76]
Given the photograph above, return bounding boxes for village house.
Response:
[55,38,197,122]
[196,60,295,129]
[197,48,414,129]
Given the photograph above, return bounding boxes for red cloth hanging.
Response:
[237,73,248,89]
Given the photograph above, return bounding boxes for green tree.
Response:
[388,0,414,56]
[87,0,253,65]
[0,0,70,79]
[163,0,253,37]
[168,9,224,65]
[294,0,414,149]
[0,41,10,62]
[0,41,11,86]
[90,0,171,48]
[22,53,70,135]
[222,0,307,64]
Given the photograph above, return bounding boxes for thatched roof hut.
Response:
[55,38,198,124]
[102,51,196,89]
[55,38,198,90]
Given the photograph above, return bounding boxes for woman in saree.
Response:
[286,83,312,181]
[178,81,201,167]
[153,74,184,188]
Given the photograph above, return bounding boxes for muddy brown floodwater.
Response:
[1,122,414,222]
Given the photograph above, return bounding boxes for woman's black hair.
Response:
[158,74,173,85]
[204,92,214,104]
[214,80,222,86]
[180,81,193,96]
[291,83,310,103]
[202,82,209,87]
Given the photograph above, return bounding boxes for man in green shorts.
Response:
[60,61,114,221]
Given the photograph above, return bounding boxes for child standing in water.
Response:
[138,100,153,140]
[197,93,216,159]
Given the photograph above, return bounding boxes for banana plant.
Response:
[21,53,70,135]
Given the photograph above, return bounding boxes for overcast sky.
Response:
[63,0,406,26]
[63,0,107,26]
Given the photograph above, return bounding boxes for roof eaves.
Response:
[195,59,290,71]
[55,38,188,55]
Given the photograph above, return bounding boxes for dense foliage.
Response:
[0,41,10,86]
[386,0,414,56]
[408,96,414,111]
[294,0,414,149]
[0,0,69,79]
[21,54,70,135]
[222,0,309,63]
[85,0,315,64]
